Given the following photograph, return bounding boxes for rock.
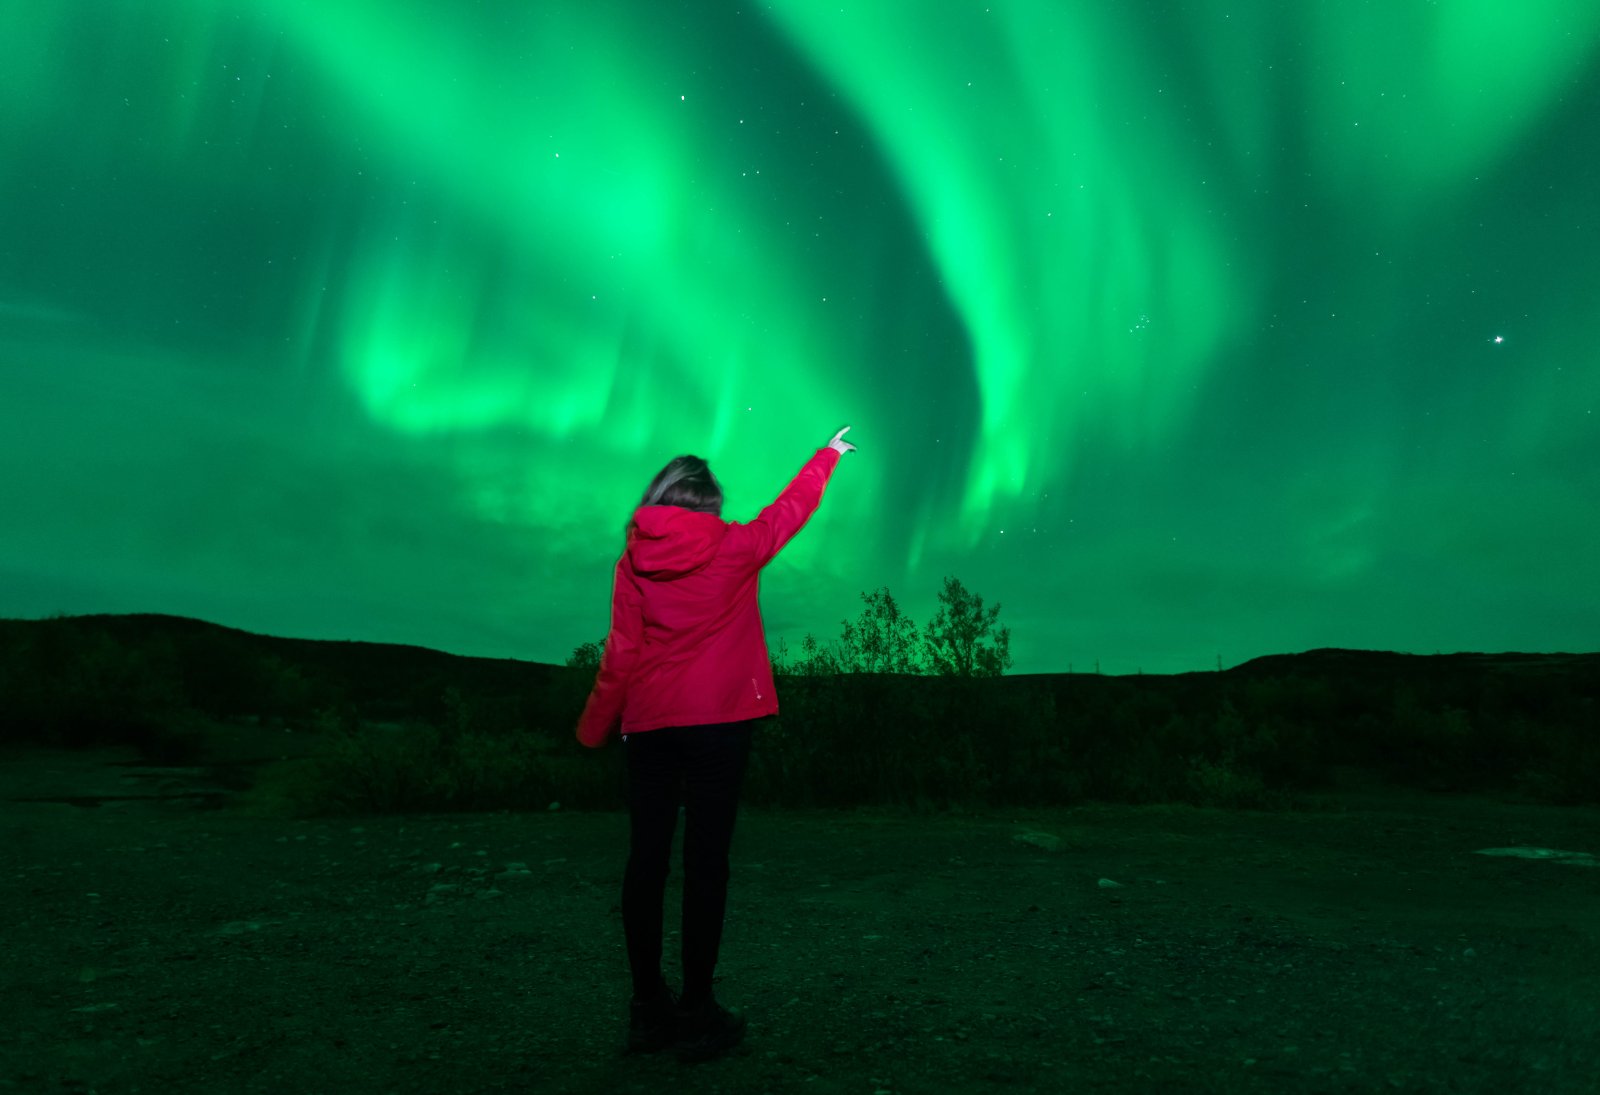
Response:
[1474,846,1597,867]
[425,883,463,905]
[1013,831,1062,852]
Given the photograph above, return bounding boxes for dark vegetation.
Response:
[2,579,1596,817]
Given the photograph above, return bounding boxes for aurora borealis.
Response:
[2,2,1597,674]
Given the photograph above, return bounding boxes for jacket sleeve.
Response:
[741,447,842,568]
[574,555,644,748]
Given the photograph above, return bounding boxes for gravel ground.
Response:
[2,744,1597,1094]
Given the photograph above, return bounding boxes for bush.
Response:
[1514,718,1600,805]
[241,714,595,818]
[0,619,193,750]
[735,674,1067,813]
[248,661,1600,817]
[1186,754,1269,809]
[566,639,604,671]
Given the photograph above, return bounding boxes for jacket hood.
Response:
[627,505,728,580]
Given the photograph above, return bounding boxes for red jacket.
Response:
[575,446,842,748]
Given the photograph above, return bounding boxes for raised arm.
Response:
[742,427,856,568]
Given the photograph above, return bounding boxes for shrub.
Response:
[566,639,604,671]
[242,715,593,818]
[1515,719,1600,805]
[1186,754,1269,809]
[0,620,192,750]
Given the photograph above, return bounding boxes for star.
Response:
[1492,335,1504,344]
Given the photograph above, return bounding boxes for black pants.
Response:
[622,718,757,1005]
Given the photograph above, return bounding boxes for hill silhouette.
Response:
[1230,647,1600,677]
[11,612,1599,677]
[1,613,1595,808]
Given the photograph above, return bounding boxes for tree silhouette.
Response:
[921,576,1012,678]
[573,576,1012,680]
[567,638,605,670]
[786,632,843,676]
[781,577,1010,678]
[837,586,925,674]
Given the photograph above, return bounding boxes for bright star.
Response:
[1493,335,1505,344]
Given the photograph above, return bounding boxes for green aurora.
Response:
[2,1,1597,673]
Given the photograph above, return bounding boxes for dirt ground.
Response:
[1,733,1597,1095]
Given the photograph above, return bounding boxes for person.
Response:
[576,425,858,1063]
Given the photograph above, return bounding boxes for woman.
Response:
[576,425,858,1063]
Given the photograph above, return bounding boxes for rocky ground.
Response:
[1,737,1596,1094]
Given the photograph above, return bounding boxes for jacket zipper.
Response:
[752,677,762,701]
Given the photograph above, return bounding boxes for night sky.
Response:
[3,3,1597,674]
